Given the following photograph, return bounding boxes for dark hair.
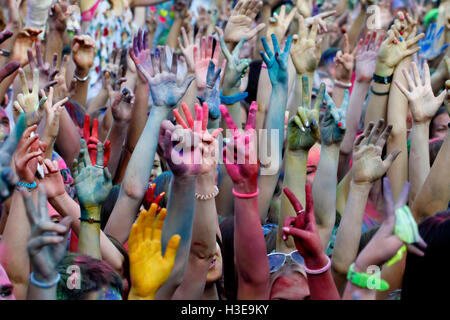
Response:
[106,234,130,298]
[56,252,123,300]
[429,138,444,166]
[219,216,237,300]
[401,210,450,300]
[358,225,380,254]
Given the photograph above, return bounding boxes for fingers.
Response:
[375,124,393,149]
[96,143,104,167]
[382,148,401,171]
[163,234,181,264]
[219,104,238,133]
[202,102,209,131]
[301,75,310,108]
[283,187,304,214]
[383,177,395,219]
[0,61,20,84]
[0,113,26,166]
[181,102,194,129]
[396,181,411,208]
[245,101,258,131]
[19,69,30,95]
[313,83,326,112]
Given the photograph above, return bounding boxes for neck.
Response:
[202,282,219,300]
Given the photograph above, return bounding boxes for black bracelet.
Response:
[370,86,390,96]
[79,217,101,224]
[373,73,393,85]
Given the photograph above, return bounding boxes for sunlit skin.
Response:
[431,112,450,140]
[0,264,15,300]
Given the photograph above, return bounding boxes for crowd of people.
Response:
[0,0,448,301]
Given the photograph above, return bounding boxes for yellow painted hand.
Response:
[128,204,181,300]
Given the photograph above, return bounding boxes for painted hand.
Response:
[37,158,66,199]
[71,35,95,71]
[194,35,220,90]
[200,60,222,121]
[223,0,266,44]
[0,114,26,203]
[220,101,259,193]
[260,33,292,86]
[320,90,349,145]
[178,26,196,73]
[355,31,383,83]
[418,23,449,61]
[42,87,69,141]
[108,84,135,125]
[11,28,42,67]
[267,5,297,42]
[352,120,401,185]
[82,114,111,167]
[72,139,112,211]
[287,78,323,151]
[290,15,321,75]
[130,29,153,83]
[22,184,72,283]
[282,184,324,260]
[394,61,446,124]
[13,68,47,126]
[136,46,195,107]
[334,34,356,82]
[143,183,165,211]
[354,178,427,270]
[27,42,59,92]
[174,102,223,176]
[128,204,180,300]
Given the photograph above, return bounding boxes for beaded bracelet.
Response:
[195,186,219,201]
[17,181,37,189]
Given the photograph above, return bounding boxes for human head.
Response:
[430,106,449,140]
[0,108,10,143]
[306,143,321,186]
[56,252,123,300]
[0,264,15,300]
[206,235,223,284]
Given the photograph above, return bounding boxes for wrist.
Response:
[412,120,431,128]
[350,180,373,193]
[233,180,258,195]
[128,289,156,300]
[374,63,393,78]
[32,271,59,284]
[304,253,329,272]
[74,67,90,79]
[80,205,101,220]
[196,172,217,194]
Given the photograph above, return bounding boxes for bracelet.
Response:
[373,73,393,85]
[304,255,331,275]
[17,181,37,189]
[370,85,390,96]
[195,186,219,201]
[232,187,259,198]
[30,272,61,289]
[347,263,389,291]
[220,90,248,105]
[74,72,90,82]
[334,80,352,89]
[79,217,101,224]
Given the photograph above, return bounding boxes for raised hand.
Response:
[71,35,95,71]
[220,101,259,193]
[260,33,292,86]
[304,10,336,34]
[109,87,135,126]
[136,46,195,107]
[394,61,446,124]
[173,102,223,175]
[13,125,45,184]
[321,90,349,145]
[22,184,72,284]
[195,6,212,33]
[82,115,111,168]
[103,49,126,91]
[130,29,153,83]
[296,0,313,18]
[41,87,69,149]
[37,158,66,199]
[218,30,251,92]
[11,28,42,67]
[52,55,72,102]
[287,78,324,150]
[418,23,449,61]
[224,0,266,44]
[352,119,401,185]
[267,5,297,42]
[128,204,180,300]
[142,183,165,211]
[178,26,196,73]
[334,34,356,83]
[355,31,383,83]
[200,61,222,121]
[281,184,323,259]
[375,22,424,77]
[290,15,321,75]
[72,139,112,210]
[194,35,220,90]
[13,68,47,126]
[354,178,427,271]
[48,0,71,33]
[0,114,26,203]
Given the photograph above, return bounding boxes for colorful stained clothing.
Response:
[85,1,137,100]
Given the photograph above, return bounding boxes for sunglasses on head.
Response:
[267,250,305,273]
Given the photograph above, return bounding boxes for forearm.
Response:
[346,7,365,49]
[87,87,108,115]
[312,144,340,249]
[235,193,270,299]
[1,190,36,300]
[44,29,63,67]
[42,132,57,160]
[156,176,197,299]
[278,150,308,251]
[0,69,19,105]
[125,80,149,152]
[55,108,81,167]
[49,193,124,272]
[363,82,390,128]
[386,58,410,201]
[166,18,183,49]
[27,282,57,300]
[221,84,243,130]
[71,68,91,108]
[332,181,371,294]
[78,206,102,260]
[305,253,340,300]
[105,107,169,243]
[107,121,129,180]
[409,122,431,203]
[411,128,450,223]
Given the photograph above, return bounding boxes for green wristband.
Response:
[347,263,390,291]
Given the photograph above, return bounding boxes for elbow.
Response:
[122,179,146,201]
